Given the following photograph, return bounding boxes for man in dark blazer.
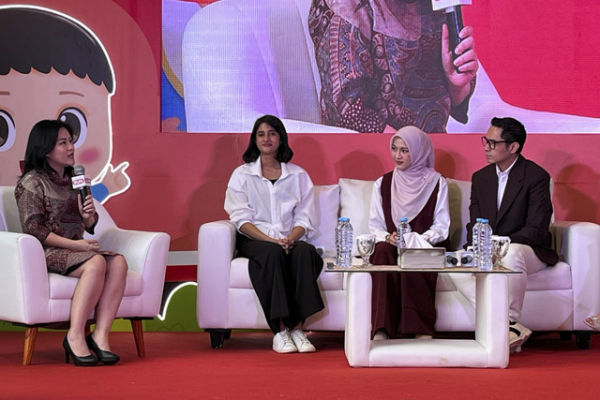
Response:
[467,117,558,353]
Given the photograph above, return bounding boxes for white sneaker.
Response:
[273,330,297,353]
[289,329,316,353]
[509,322,532,353]
[415,334,432,340]
[373,331,389,341]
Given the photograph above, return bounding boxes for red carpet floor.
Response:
[1,330,599,399]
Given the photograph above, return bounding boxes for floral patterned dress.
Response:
[14,169,116,275]
[308,0,475,133]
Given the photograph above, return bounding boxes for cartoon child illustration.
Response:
[0,5,129,203]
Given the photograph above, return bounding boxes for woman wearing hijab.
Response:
[368,125,450,340]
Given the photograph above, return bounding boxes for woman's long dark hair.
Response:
[242,115,293,163]
[22,119,74,177]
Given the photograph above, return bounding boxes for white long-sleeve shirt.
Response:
[368,176,450,245]
[224,159,316,240]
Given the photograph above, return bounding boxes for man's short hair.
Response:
[491,117,526,153]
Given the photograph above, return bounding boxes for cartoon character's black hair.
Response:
[0,7,113,92]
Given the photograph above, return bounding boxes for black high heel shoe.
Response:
[62,337,98,366]
[86,335,120,365]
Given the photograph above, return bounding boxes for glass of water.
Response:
[491,235,511,269]
[356,234,376,267]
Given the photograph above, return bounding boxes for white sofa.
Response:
[197,178,600,349]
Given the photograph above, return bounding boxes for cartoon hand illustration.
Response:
[97,161,131,203]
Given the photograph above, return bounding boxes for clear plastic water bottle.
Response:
[479,219,494,271]
[336,217,353,267]
[397,217,412,251]
[341,218,353,267]
[472,218,483,267]
[335,217,344,266]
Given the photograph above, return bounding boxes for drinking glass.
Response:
[356,234,376,267]
[491,235,511,269]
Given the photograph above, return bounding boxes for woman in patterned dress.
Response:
[15,120,127,366]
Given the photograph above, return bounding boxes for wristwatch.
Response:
[385,234,391,243]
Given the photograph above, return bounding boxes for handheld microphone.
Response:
[432,0,472,60]
[71,165,92,204]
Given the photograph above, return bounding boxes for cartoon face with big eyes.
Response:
[0,6,129,203]
[1,70,111,183]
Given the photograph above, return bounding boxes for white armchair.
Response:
[0,186,170,365]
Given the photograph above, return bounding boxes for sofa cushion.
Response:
[229,257,344,291]
[339,178,374,255]
[446,179,471,251]
[311,184,340,257]
[0,186,21,233]
[526,261,571,291]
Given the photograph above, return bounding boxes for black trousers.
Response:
[237,234,325,333]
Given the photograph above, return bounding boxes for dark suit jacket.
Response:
[466,156,559,266]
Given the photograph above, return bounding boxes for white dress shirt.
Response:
[224,159,316,240]
[496,156,519,209]
[368,176,450,245]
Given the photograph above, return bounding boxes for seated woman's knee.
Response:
[108,255,128,277]
[84,254,107,275]
[264,241,287,257]
[291,241,316,256]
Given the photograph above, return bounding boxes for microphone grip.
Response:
[79,186,91,204]
[446,6,464,60]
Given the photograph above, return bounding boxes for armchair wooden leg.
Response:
[23,327,38,366]
[129,319,145,357]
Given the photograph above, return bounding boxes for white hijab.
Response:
[390,126,441,225]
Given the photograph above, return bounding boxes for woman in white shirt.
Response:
[368,126,450,340]
[224,115,324,353]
